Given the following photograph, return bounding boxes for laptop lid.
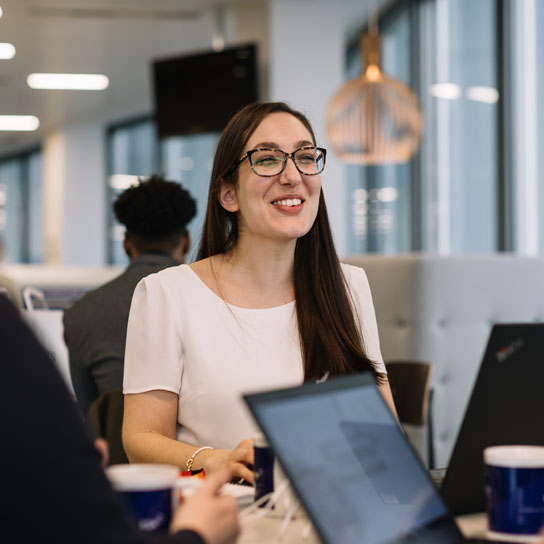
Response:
[441,323,544,515]
[244,373,464,544]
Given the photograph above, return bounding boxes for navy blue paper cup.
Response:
[253,433,274,506]
[485,446,544,542]
[106,464,180,533]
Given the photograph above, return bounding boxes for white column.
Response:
[42,122,107,265]
[43,131,66,265]
[269,0,348,256]
[513,0,538,255]
[435,0,451,255]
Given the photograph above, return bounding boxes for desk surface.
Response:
[238,511,490,543]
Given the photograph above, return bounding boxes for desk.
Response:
[238,511,491,543]
[240,511,318,544]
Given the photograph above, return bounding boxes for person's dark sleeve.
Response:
[0,297,205,544]
[172,531,206,544]
[90,355,125,398]
[64,309,99,414]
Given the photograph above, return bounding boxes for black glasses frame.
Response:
[228,146,327,177]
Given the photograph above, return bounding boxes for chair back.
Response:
[385,360,435,467]
[86,388,128,465]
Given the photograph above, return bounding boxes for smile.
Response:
[271,198,303,207]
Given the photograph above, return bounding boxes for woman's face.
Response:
[220,112,322,245]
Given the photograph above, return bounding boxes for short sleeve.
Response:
[341,264,387,374]
[123,274,183,395]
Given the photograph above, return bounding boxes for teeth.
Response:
[273,198,302,207]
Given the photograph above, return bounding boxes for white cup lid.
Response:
[484,446,544,468]
[106,463,180,491]
[253,432,270,448]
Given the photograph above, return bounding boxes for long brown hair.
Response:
[198,102,384,383]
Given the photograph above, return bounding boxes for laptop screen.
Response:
[245,374,462,544]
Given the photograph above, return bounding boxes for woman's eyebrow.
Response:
[251,140,314,149]
[252,141,279,149]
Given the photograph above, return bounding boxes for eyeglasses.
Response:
[230,146,327,177]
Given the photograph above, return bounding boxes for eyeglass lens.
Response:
[250,148,324,176]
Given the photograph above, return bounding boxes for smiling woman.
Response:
[121,101,396,484]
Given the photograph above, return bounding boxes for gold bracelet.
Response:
[186,446,213,471]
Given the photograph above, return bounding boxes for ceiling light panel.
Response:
[27,73,109,90]
[0,116,40,131]
[0,43,16,59]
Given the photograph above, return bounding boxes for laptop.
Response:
[441,323,544,515]
[244,373,501,544]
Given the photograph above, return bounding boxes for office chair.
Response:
[86,388,128,465]
[385,360,435,469]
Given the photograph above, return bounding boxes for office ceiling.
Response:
[0,0,262,151]
[0,0,381,153]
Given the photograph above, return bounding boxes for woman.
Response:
[122,102,396,483]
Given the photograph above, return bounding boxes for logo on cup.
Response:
[106,464,180,533]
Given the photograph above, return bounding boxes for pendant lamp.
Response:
[326,27,423,164]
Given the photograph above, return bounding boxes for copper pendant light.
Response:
[326,27,423,165]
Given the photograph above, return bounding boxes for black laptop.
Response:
[244,373,504,544]
[440,323,544,515]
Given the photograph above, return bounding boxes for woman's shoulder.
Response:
[188,257,213,284]
[340,262,369,285]
[140,262,193,285]
[339,262,373,305]
[133,264,202,300]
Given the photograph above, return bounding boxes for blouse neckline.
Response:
[184,264,296,312]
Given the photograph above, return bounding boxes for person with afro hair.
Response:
[64,175,196,416]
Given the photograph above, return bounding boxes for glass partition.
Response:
[107,118,218,265]
[0,149,43,263]
[345,0,497,254]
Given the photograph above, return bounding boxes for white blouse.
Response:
[123,263,385,449]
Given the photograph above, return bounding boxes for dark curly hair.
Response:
[114,175,196,251]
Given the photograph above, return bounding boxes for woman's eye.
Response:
[255,156,282,166]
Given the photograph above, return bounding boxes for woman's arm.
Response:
[377,379,398,420]
[122,390,255,483]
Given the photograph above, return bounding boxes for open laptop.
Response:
[244,373,503,544]
[440,323,544,515]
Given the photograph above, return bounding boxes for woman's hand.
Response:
[170,468,240,544]
[199,439,255,484]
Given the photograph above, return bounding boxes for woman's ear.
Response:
[218,180,239,212]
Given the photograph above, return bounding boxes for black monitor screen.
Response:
[152,43,258,138]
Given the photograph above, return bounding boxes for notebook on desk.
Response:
[244,373,507,544]
[440,323,544,515]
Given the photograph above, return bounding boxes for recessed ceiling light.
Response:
[0,7,3,19]
[429,83,461,100]
[27,73,109,90]
[466,86,499,104]
[0,43,15,60]
[0,115,40,131]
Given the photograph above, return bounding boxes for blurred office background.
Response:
[0,0,542,267]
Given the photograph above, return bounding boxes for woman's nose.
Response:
[279,157,302,185]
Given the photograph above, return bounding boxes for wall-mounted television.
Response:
[152,43,258,139]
